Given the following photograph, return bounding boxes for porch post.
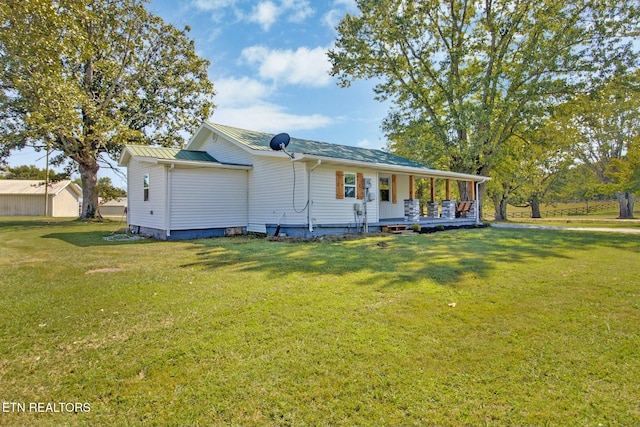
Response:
[445,179,451,200]
[409,175,415,199]
[469,180,475,200]
[430,177,435,202]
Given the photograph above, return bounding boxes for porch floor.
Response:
[374,217,479,228]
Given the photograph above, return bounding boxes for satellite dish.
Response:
[269,133,290,151]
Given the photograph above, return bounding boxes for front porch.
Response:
[372,214,480,234]
[266,214,482,238]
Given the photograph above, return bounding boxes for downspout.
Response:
[166,163,175,238]
[308,159,322,232]
[475,179,488,224]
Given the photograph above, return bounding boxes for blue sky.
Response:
[7,0,389,188]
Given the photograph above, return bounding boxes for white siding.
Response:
[50,187,80,217]
[379,174,412,220]
[247,157,308,232]
[309,165,379,226]
[201,133,253,165]
[169,168,248,230]
[126,159,166,230]
[0,191,79,217]
[0,195,44,216]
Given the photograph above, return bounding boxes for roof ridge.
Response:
[204,122,431,169]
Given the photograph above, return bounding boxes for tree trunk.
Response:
[458,180,489,220]
[531,194,541,218]
[79,161,101,220]
[457,180,471,201]
[616,192,635,219]
[492,193,508,221]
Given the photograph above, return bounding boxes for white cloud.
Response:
[355,138,384,149]
[246,0,314,31]
[213,77,273,107]
[249,1,280,31]
[324,0,358,31]
[211,103,334,133]
[241,45,332,87]
[210,76,334,132]
[281,0,313,22]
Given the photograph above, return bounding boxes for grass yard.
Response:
[1,218,639,426]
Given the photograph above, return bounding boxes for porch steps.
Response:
[382,224,409,234]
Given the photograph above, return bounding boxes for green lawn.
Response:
[1,218,639,426]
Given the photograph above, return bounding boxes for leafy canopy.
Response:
[329,0,640,179]
[0,0,215,217]
[554,71,640,194]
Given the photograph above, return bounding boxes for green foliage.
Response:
[488,123,575,218]
[550,71,640,217]
[1,219,640,425]
[97,177,126,205]
[554,71,640,193]
[73,176,126,204]
[0,164,67,181]
[329,0,639,203]
[550,164,609,203]
[0,0,215,218]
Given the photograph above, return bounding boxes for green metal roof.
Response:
[124,145,220,163]
[206,122,433,169]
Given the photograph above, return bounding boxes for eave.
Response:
[131,156,252,170]
[292,153,491,182]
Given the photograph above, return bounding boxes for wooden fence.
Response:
[484,201,619,220]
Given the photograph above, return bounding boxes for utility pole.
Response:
[44,141,49,216]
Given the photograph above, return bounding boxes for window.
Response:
[143,174,150,201]
[379,176,390,202]
[336,171,363,199]
[344,173,356,198]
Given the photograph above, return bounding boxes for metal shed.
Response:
[0,180,82,217]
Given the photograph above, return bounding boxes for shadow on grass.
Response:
[42,231,154,247]
[180,228,640,287]
[1,218,152,247]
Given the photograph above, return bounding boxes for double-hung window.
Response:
[379,176,390,202]
[143,174,150,201]
[344,173,356,198]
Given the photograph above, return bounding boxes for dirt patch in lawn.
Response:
[85,267,123,274]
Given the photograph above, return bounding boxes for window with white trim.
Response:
[143,174,150,201]
[379,176,390,202]
[344,173,356,198]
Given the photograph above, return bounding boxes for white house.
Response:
[0,180,81,217]
[118,122,490,240]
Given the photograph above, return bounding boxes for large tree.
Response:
[487,119,573,220]
[329,0,639,209]
[0,0,215,218]
[553,72,640,218]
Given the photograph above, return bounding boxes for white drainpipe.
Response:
[166,163,175,238]
[475,179,488,223]
[308,159,322,232]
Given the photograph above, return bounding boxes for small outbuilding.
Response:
[99,197,128,218]
[0,180,82,217]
